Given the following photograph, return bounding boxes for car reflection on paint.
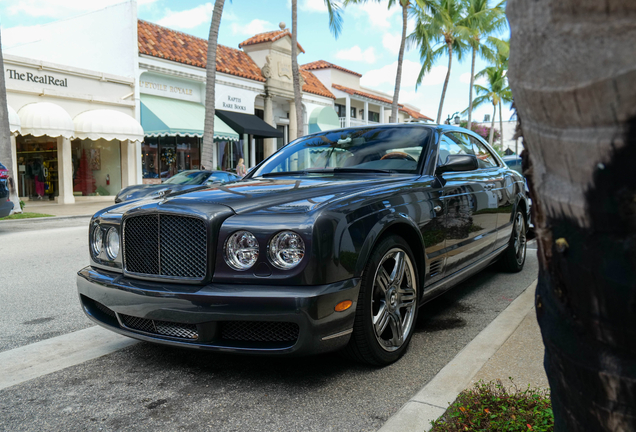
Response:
[78,124,529,366]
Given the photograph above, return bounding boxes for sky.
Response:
[0,0,513,123]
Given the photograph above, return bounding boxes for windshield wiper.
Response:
[260,168,397,178]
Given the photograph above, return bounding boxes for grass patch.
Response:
[0,212,55,220]
[430,379,553,432]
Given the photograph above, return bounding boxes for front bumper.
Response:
[77,266,360,356]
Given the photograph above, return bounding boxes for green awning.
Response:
[308,106,340,134]
[140,94,239,141]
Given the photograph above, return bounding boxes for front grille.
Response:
[221,321,300,343]
[119,313,199,340]
[123,214,207,280]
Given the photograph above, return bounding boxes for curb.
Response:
[378,279,538,432]
[0,214,93,224]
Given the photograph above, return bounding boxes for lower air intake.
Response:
[221,321,299,343]
[119,313,198,340]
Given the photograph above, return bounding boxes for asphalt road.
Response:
[0,216,539,432]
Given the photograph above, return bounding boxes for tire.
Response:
[344,235,419,366]
[498,209,527,272]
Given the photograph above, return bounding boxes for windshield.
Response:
[251,126,432,177]
[164,171,210,185]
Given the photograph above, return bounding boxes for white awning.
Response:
[8,105,21,134]
[74,109,144,142]
[17,102,74,138]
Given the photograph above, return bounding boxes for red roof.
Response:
[138,20,265,82]
[400,106,433,121]
[301,60,362,78]
[301,70,335,99]
[239,30,306,53]
[332,84,431,120]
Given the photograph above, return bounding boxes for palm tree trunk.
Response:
[0,31,20,213]
[508,0,636,430]
[391,0,408,123]
[498,99,504,149]
[291,0,303,139]
[488,103,496,145]
[467,46,476,130]
[436,42,453,124]
[202,0,225,170]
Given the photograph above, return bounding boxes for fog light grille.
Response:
[221,321,299,342]
[119,313,198,340]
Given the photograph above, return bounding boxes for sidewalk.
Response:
[20,200,116,218]
[379,280,547,432]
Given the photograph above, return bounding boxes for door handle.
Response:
[434,205,442,212]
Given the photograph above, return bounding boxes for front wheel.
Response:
[344,235,419,366]
[498,210,527,272]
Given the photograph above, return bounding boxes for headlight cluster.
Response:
[92,224,120,260]
[224,230,305,271]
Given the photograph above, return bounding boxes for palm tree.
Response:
[341,0,411,123]
[508,0,636,429]
[0,31,20,214]
[292,1,342,139]
[202,0,226,170]
[460,0,506,131]
[411,0,470,123]
[468,64,511,145]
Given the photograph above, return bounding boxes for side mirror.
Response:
[436,154,479,175]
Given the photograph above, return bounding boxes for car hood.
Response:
[116,184,200,202]
[163,176,413,214]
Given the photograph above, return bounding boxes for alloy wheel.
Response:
[371,248,417,352]
[514,212,527,265]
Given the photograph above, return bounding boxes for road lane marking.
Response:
[0,326,138,391]
[379,280,538,432]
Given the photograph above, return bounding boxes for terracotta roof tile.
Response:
[301,60,362,77]
[239,30,306,53]
[138,20,265,82]
[332,84,432,121]
[301,70,335,99]
[400,106,433,121]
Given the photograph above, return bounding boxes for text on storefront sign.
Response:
[222,95,246,111]
[140,80,193,95]
[6,69,68,87]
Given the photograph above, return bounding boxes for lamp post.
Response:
[445,112,461,125]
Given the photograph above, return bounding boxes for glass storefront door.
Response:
[16,135,59,199]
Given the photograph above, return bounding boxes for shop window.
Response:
[16,135,58,199]
[142,136,201,183]
[142,137,160,182]
[71,138,121,196]
[219,140,243,172]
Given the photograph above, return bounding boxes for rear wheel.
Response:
[498,210,527,272]
[344,235,419,366]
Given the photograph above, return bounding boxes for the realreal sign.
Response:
[6,69,68,87]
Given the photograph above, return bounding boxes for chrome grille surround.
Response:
[122,213,208,281]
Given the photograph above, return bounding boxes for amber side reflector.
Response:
[335,300,353,312]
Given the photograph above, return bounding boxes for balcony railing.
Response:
[339,118,379,128]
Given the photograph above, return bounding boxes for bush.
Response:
[459,120,501,143]
[430,379,554,432]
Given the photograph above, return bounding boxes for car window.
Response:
[164,171,210,185]
[469,136,499,169]
[252,126,432,176]
[207,173,228,183]
[438,134,474,166]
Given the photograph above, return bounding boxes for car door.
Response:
[468,135,512,252]
[437,133,499,276]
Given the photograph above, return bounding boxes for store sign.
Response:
[6,69,68,87]
[215,87,255,113]
[139,73,201,103]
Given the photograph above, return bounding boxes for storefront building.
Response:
[5,54,143,204]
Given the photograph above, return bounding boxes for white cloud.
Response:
[5,0,133,18]
[157,3,214,30]
[382,32,401,55]
[335,46,377,64]
[300,0,328,12]
[230,19,276,36]
[347,2,400,29]
[361,60,447,90]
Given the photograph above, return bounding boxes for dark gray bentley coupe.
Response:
[77,124,528,366]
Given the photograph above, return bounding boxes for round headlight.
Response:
[268,231,305,270]
[92,225,103,256]
[225,230,259,271]
[106,228,120,260]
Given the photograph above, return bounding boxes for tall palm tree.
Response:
[460,0,506,131]
[292,1,342,139]
[508,0,636,430]
[202,0,226,170]
[469,64,511,145]
[341,0,411,123]
[411,0,470,123]
[0,31,20,214]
